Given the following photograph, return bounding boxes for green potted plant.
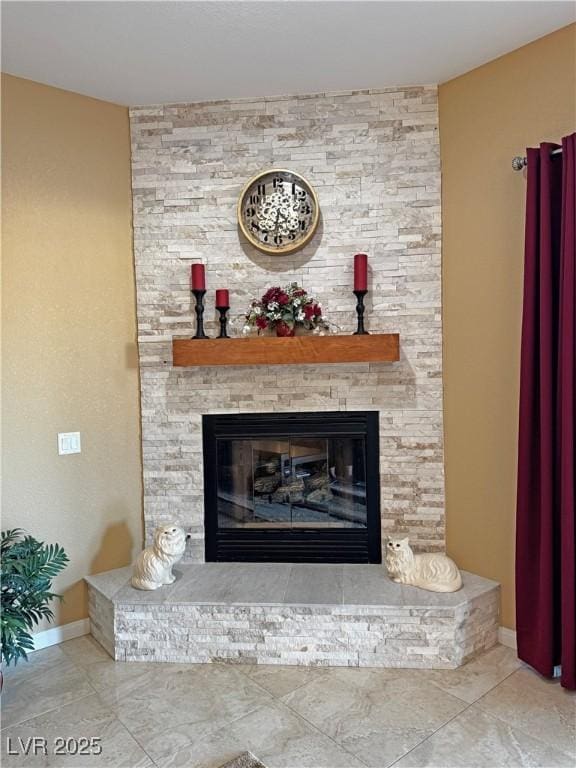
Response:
[1,529,69,682]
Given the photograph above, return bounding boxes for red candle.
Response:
[190,264,206,291]
[354,253,368,291]
[215,289,229,308]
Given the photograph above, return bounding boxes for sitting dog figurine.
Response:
[385,537,462,592]
[131,524,187,590]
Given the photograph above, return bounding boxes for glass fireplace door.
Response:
[216,436,368,530]
[204,411,380,563]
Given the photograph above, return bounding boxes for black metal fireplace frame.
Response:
[202,411,381,563]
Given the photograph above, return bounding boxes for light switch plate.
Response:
[58,432,81,455]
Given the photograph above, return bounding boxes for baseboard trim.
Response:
[32,618,90,652]
[498,626,517,650]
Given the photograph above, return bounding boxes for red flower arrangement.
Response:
[244,283,328,337]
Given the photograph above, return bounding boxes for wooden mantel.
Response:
[172,333,399,367]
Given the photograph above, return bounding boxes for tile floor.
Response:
[1,637,574,768]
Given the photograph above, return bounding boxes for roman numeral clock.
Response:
[237,169,320,254]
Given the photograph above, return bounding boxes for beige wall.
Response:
[439,24,576,629]
[1,74,143,628]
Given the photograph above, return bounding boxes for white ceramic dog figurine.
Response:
[131,524,187,590]
[385,537,462,592]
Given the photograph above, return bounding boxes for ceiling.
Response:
[2,1,574,106]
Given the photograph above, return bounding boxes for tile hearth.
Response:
[86,564,499,669]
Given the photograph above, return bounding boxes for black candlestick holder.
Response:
[353,290,370,335]
[216,306,230,338]
[192,289,209,339]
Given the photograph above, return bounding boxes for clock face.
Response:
[238,169,319,254]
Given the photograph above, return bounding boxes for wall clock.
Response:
[237,169,319,255]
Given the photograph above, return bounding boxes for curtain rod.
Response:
[512,147,563,171]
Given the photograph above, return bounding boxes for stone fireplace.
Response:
[86,87,500,671]
[203,411,381,563]
[130,86,444,560]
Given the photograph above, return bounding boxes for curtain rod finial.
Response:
[512,156,527,171]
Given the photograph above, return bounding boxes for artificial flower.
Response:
[244,282,328,336]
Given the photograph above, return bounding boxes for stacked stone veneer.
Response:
[130,87,443,559]
[86,567,499,668]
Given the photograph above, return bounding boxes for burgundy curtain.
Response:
[516,133,576,690]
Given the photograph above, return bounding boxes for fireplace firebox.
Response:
[203,412,381,563]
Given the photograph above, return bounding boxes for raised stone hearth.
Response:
[86,564,499,669]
